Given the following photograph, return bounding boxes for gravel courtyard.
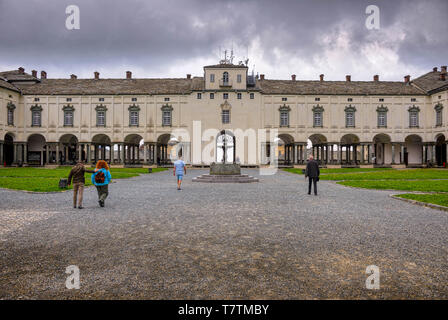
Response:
[1,169,447,299]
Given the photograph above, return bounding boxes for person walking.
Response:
[91,160,112,207]
[68,161,94,209]
[305,155,320,195]
[173,156,186,190]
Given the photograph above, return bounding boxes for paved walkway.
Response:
[1,169,447,299]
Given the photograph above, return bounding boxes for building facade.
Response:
[0,63,447,167]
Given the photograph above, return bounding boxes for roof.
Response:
[258,79,425,95]
[0,70,38,82]
[203,63,248,69]
[15,78,194,95]
[0,78,20,92]
[412,70,448,94]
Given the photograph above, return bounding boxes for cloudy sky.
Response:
[0,0,447,81]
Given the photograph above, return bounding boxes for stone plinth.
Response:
[193,163,258,183]
[210,163,241,175]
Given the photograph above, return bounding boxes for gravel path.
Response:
[1,169,447,299]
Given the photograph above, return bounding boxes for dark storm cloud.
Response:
[0,0,447,79]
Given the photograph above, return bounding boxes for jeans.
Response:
[73,182,84,207]
[96,185,109,202]
[308,177,318,195]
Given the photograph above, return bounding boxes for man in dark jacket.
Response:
[305,155,320,195]
[68,161,94,209]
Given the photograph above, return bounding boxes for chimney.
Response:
[291,74,296,81]
[70,74,77,80]
[18,67,25,74]
[373,75,379,82]
[260,74,265,80]
[319,74,324,81]
[41,71,47,79]
[94,71,99,80]
[441,66,447,73]
[433,67,438,72]
[126,71,132,79]
[404,75,410,84]
[31,70,37,77]
[440,73,446,81]
[346,75,351,82]
[186,74,191,79]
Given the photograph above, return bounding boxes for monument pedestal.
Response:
[192,162,258,183]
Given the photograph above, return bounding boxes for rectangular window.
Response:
[64,111,73,126]
[223,93,228,100]
[34,97,40,102]
[99,98,104,102]
[378,112,387,127]
[313,112,322,127]
[411,98,416,102]
[132,97,137,102]
[162,111,171,126]
[222,110,230,124]
[282,97,287,101]
[379,98,384,102]
[250,93,254,99]
[130,111,139,126]
[315,97,320,102]
[197,93,202,99]
[7,109,14,125]
[210,74,215,83]
[32,111,41,126]
[348,98,353,102]
[409,112,419,127]
[280,111,289,126]
[164,97,170,102]
[97,111,105,126]
[436,110,442,126]
[237,74,242,83]
[346,112,355,127]
[210,93,214,99]
[66,98,72,102]
[237,93,242,100]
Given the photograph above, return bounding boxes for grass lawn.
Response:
[285,167,448,207]
[338,180,448,193]
[0,167,167,192]
[396,193,448,208]
[284,167,393,175]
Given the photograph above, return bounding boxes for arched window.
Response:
[344,105,356,128]
[408,105,420,128]
[222,72,229,84]
[30,104,43,127]
[7,102,15,126]
[435,103,443,127]
[312,105,324,127]
[128,104,140,126]
[376,105,388,128]
[95,104,107,127]
[279,104,290,127]
[161,104,173,126]
[63,105,74,127]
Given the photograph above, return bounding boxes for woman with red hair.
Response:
[91,160,112,207]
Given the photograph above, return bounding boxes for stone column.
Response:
[121,143,126,165]
[423,145,427,163]
[40,150,44,166]
[400,144,404,164]
[78,143,83,162]
[23,143,27,165]
[337,144,342,165]
[56,144,60,164]
[110,144,114,164]
[87,144,91,163]
[431,144,436,163]
[391,144,396,164]
[45,144,49,164]
[0,142,3,165]
[361,144,365,164]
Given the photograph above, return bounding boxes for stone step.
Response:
[192,174,259,183]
